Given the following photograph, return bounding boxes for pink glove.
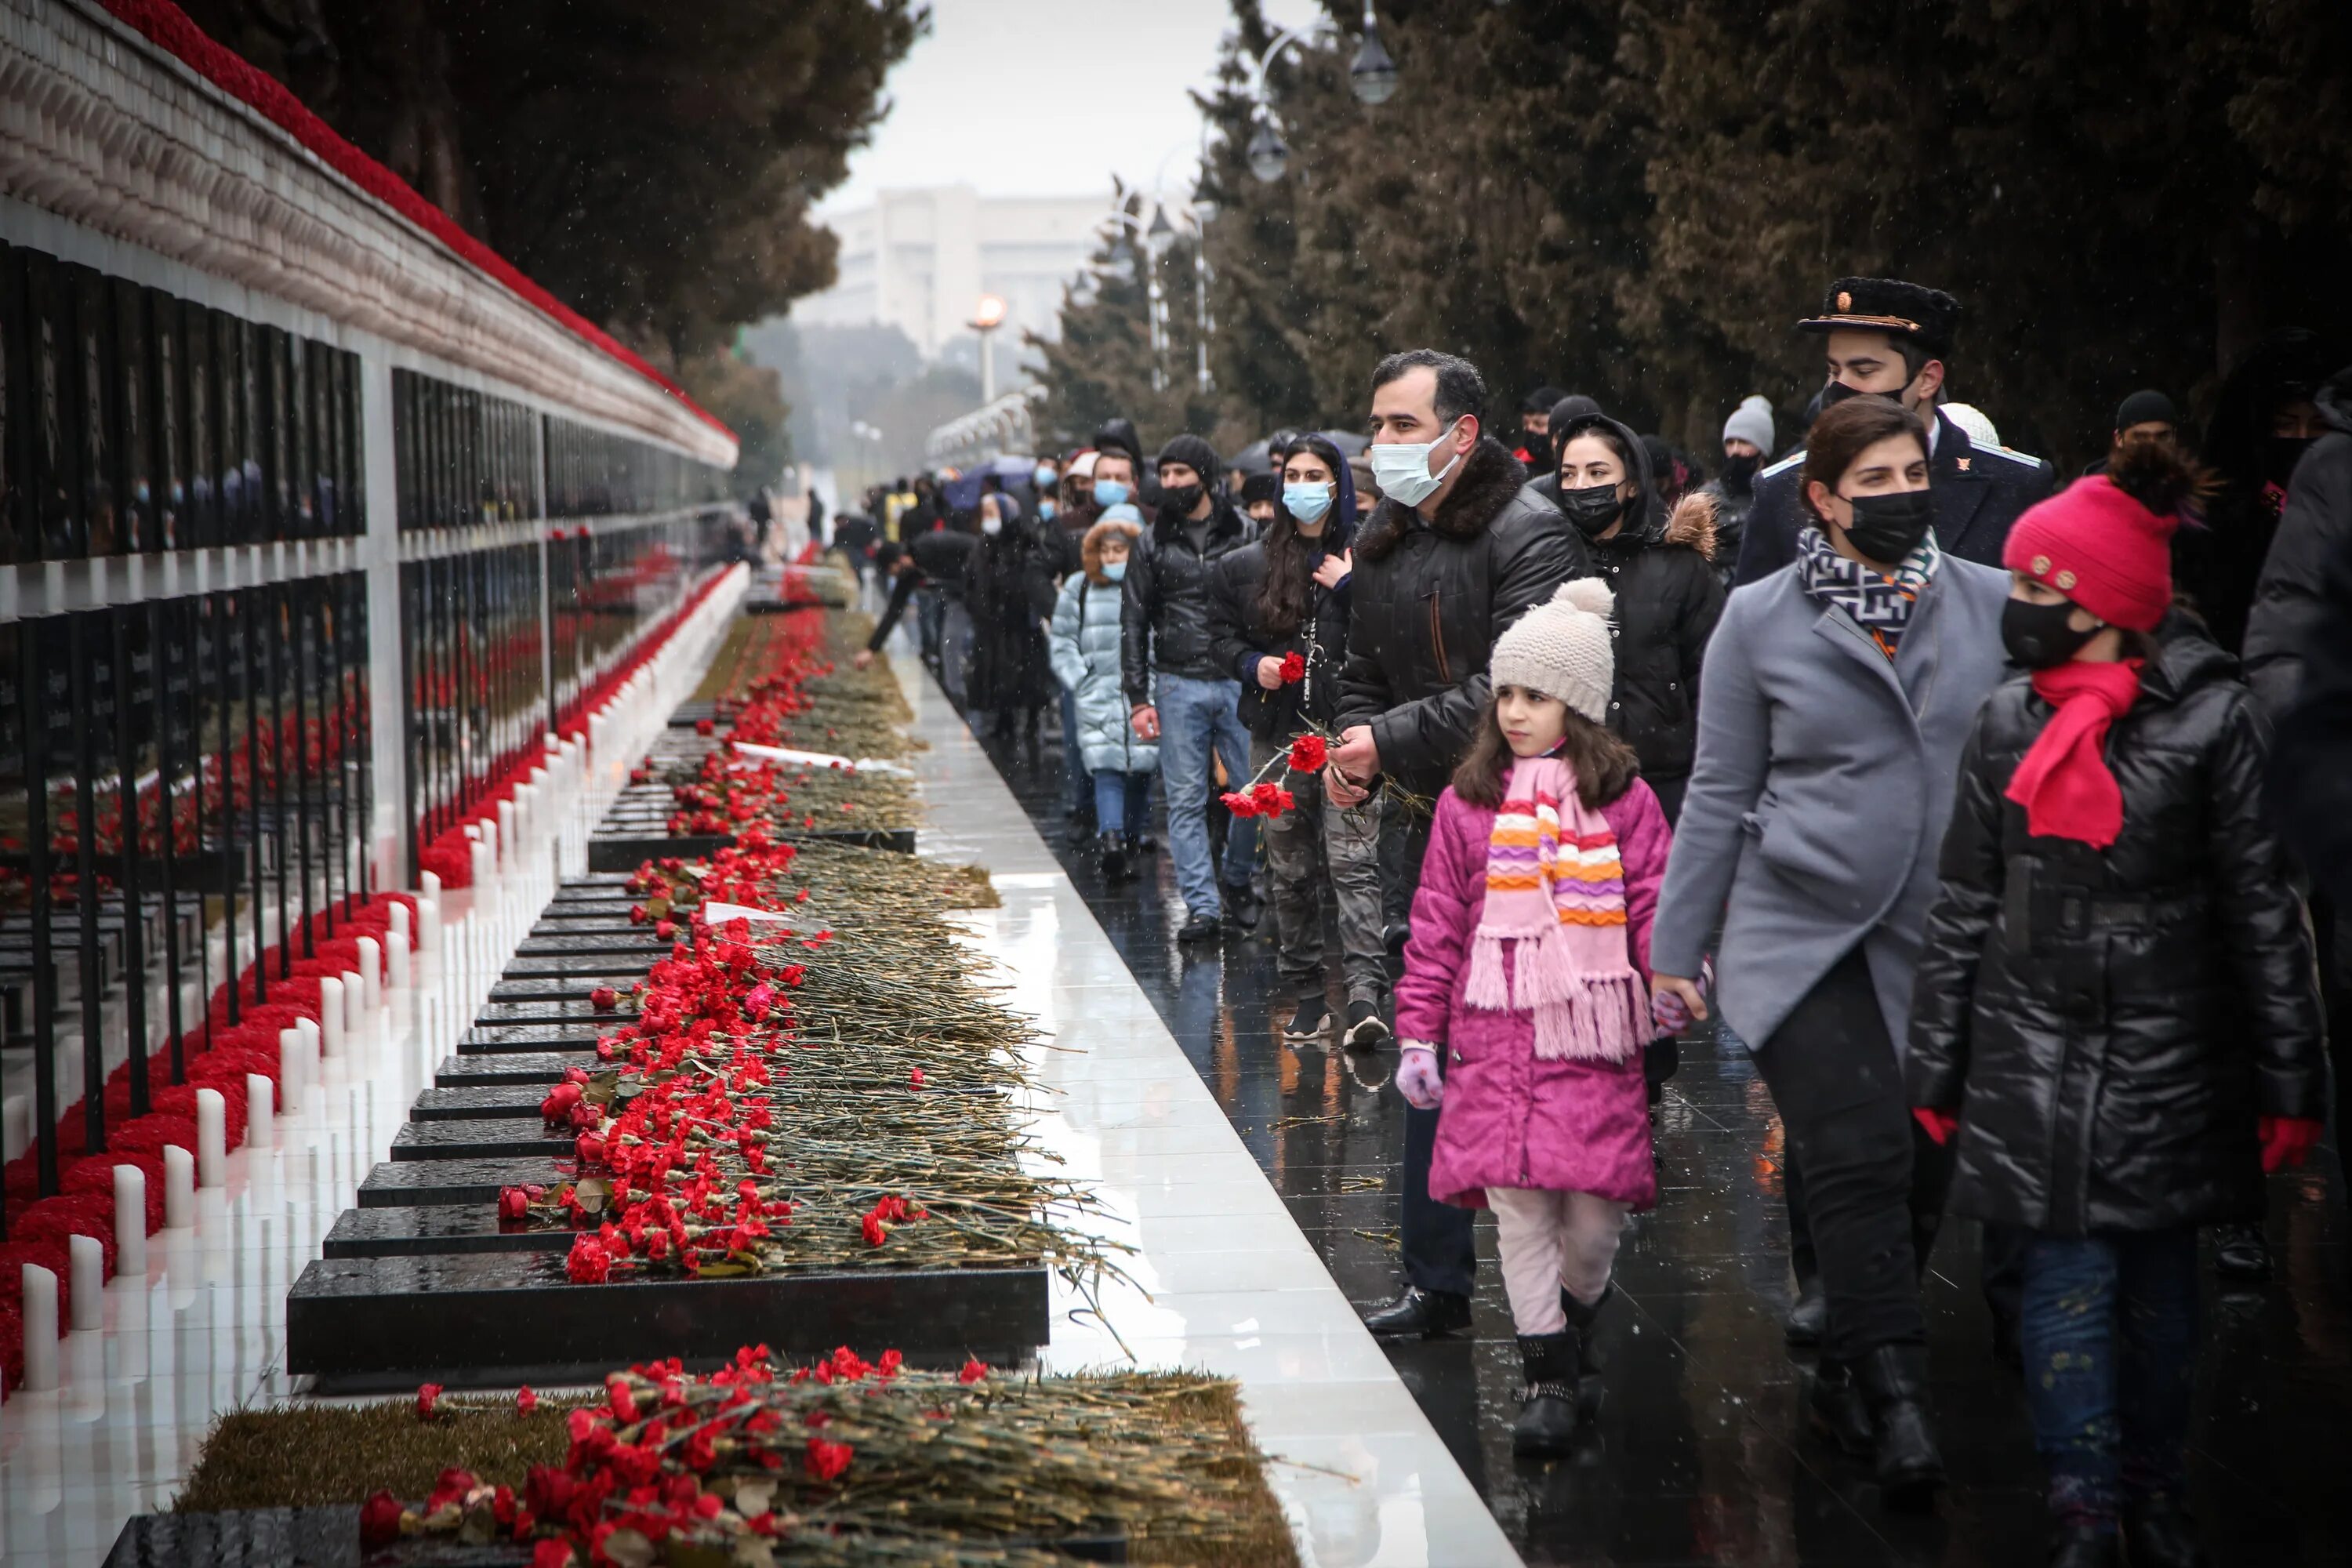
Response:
[2260,1115,2324,1173]
[1652,987,1693,1036]
[1395,1045,1443,1110]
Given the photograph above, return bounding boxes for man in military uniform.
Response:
[1733,277,2053,586]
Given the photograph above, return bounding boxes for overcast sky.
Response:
[826,0,1326,211]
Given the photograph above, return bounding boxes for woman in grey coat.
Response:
[1649,399,2011,1509]
[1050,508,1157,880]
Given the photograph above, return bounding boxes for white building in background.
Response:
[795,184,1110,358]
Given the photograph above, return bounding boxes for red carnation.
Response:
[1249,781,1292,818]
[566,1233,612,1283]
[861,1213,887,1246]
[804,1436,855,1482]
[1279,651,1307,683]
[1219,790,1258,818]
[359,1491,406,1546]
[1287,733,1328,772]
[516,1385,538,1415]
[959,1357,989,1385]
[498,1186,532,1222]
[908,1067,925,1090]
[589,986,619,1011]
[416,1381,444,1420]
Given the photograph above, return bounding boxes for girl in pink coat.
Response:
[1393,578,1672,1456]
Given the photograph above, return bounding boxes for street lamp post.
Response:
[1096,208,1170,394]
[1244,3,1397,183]
[967,293,1008,406]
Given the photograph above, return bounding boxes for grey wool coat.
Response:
[1650,551,2013,1052]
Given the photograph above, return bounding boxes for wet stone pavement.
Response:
[964,719,2351,1567]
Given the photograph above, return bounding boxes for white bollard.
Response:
[246,1073,274,1149]
[388,898,412,951]
[20,1264,60,1389]
[387,925,412,993]
[68,1236,103,1330]
[497,800,517,869]
[340,971,364,1039]
[318,976,344,1058]
[357,937,383,1010]
[114,1165,147,1278]
[163,1145,196,1226]
[417,895,441,966]
[2,1093,27,1162]
[470,839,493,895]
[194,1088,226,1187]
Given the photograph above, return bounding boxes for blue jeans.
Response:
[1060,686,1092,815]
[2020,1228,2198,1529]
[1155,673,1257,918]
[1092,770,1152,837]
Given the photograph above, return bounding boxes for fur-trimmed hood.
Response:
[1080,516,1142,585]
[1357,437,1532,562]
[1656,491,1719,561]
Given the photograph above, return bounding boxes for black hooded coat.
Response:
[1554,412,1727,815]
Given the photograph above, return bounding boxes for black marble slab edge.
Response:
[285,1254,1051,1377]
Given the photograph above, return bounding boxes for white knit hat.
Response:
[1490,579,1616,725]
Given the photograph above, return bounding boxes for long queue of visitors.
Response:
[833,274,2352,1568]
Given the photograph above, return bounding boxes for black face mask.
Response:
[2263,435,2316,488]
[1838,488,1934,562]
[1160,483,1205,518]
[2001,596,2100,670]
[1560,483,1628,537]
[1720,452,1760,488]
[1820,379,1902,411]
[1523,426,1548,453]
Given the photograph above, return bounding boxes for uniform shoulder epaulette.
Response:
[1976,444,2043,470]
[1760,448,1807,481]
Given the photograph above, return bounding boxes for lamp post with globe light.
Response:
[1244,2,1398,183]
[1094,207,1173,394]
[967,293,1009,406]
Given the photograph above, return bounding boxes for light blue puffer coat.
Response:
[1051,524,1159,777]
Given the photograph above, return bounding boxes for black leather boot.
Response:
[1359,1287,1471,1339]
[1095,832,1131,884]
[1807,1358,1875,1457]
[2122,1494,2210,1568]
[2211,1221,2271,1283]
[1512,1333,1581,1456]
[2047,1526,2121,1567]
[1560,1282,1613,1413]
[1853,1344,1944,1510]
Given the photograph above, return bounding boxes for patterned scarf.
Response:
[1464,755,1650,1062]
[1795,525,1943,659]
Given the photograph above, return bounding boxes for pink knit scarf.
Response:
[1463,755,1650,1062]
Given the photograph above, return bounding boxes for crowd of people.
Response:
[834,274,2352,1566]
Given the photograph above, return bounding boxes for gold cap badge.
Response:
[1837,291,1853,310]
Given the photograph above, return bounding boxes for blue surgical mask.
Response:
[1102,559,1128,582]
[1094,480,1131,509]
[1283,482,1334,524]
[1033,465,1057,489]
[1038,499,1058,521]
[1370,418,1465,507]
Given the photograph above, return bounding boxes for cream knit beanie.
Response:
[1490,578,1616,724]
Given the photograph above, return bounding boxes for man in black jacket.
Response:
[1333,349,1589,1338]
[1732,277,2052,585]
[1123,434,1260,942]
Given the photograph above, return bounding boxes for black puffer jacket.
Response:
[1206,517,1355,739]
[1120,495,1254,702]
[1906,622,2327,1236]
[1337,438,1589,795]
[1555,411,1726,805]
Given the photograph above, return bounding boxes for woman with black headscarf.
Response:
[962,490,1057,739]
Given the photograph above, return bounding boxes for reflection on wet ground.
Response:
[967,721,2350,1566]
